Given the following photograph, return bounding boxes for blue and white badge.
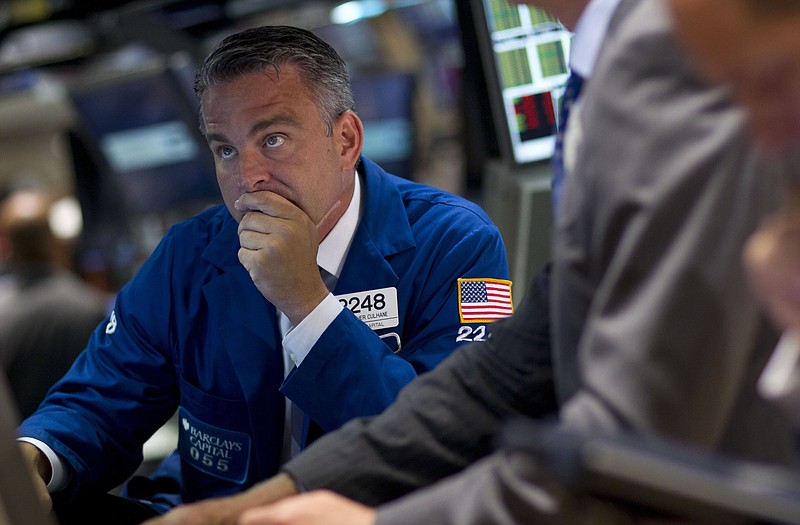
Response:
[178,406,252,484]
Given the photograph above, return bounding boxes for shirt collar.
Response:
[569,0,622,79]
[317,170,361,279]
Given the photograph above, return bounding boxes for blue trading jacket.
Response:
[19,157,511,506]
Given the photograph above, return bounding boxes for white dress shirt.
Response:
[570,0,623,79]
[564,0,622,181]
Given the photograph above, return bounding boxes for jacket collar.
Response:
[352,156,415,258]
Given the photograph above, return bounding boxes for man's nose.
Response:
[237,149,272,192]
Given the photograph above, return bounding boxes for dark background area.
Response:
[0,0,506,290]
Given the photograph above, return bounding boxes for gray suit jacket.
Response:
[283,0,798,523]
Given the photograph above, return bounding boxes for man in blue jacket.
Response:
[17,25,512,523]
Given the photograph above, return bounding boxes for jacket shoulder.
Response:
[393,176,497,230]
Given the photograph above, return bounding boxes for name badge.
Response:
[178,406,252,484]
[336,286,399,330]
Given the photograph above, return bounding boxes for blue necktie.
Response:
[551,72,585,215]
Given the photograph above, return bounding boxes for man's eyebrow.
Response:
[249,114,298,138]
[205,131,228,144]
[205,114,299,144]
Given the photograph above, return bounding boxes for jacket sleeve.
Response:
[282,269,557,504]
[279,221,512,432]
[17,232,183,502]
[374,449,629,525]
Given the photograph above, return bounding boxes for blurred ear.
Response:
[334,111,364,171]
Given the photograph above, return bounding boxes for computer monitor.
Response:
[352,71,416,179]
[69,62,220,216]
[465,0,572,167]
[68,61,222,285]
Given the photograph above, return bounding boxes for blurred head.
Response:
[669,0,800,150]
[195,26,363,231]
[0,190,67,268]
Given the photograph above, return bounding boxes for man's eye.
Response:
[265,135,286,148]
[218,146,236,159]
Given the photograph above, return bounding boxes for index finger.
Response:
[235,191,296,217]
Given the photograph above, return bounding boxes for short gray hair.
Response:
[195,25,355,136]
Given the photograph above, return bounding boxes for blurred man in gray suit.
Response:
[147,1,800,523]
[669,0,800,340]
[669,0,800,435]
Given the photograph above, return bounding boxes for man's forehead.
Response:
[202,71,304,110]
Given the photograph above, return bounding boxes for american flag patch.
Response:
[457,278,514,323]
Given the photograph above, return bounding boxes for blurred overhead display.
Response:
[0,19,95,71]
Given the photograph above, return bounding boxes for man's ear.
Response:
[335,111,364,171]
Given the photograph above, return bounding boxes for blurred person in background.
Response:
[669,0,800,336]
[669,2,800,444]
[0,188,108,419]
